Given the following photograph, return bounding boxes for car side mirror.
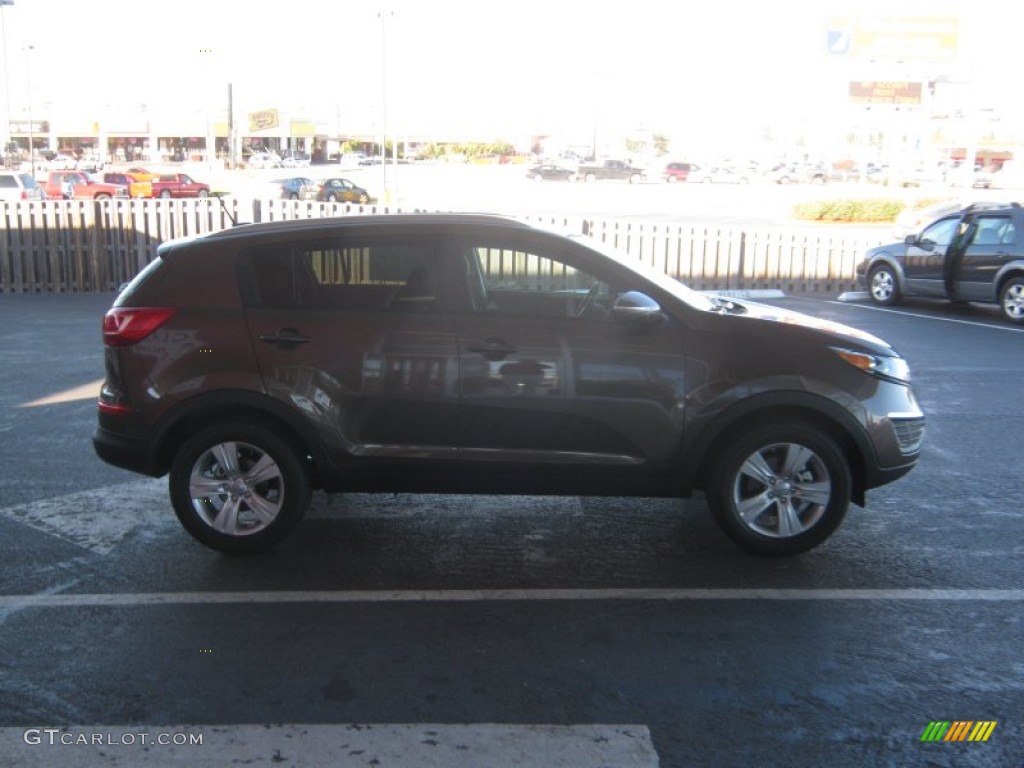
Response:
[612,291,662,325]
[904,234,917,245]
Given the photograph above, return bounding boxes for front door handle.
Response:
[466,338,517,361]
[259,328,312,347]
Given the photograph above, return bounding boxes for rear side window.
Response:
[0,175,16,188]
[245,236,438,313]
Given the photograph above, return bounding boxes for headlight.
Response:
[830,347,911,384]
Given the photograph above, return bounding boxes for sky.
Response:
[0,0,1020,150]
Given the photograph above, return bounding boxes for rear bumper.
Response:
[92,426,164,477]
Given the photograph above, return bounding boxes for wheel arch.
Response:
[150,390,330,487]
[994,263,1024,296]
[682,392,871,507]
[867,254,908,291]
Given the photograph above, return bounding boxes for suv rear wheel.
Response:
[707,424,851,556]
[169,422,311,554]
[999,276,1024,324]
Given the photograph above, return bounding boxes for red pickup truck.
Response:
[42,171,129,200]
[150,173,210,199]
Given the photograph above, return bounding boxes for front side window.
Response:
[460,239,613,319]
[919,216,960,247]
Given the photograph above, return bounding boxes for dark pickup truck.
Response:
[577,159,645,183]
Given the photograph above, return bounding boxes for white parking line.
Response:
[2,588,1022,611]
[825,300,1024,332]
[0,723,660,767]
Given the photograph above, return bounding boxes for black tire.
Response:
[358,193,369,204]
[706,423,852,556]
[327,193,337,202]
[868,263,901,306]
[197,189,209,198]
[160,190,172,199]
[289,192,299,200]
[628,173,641,184]
[94,194,111,200]
[169,422,311,554]
[585,172,597,183]
[999,276,1024,325]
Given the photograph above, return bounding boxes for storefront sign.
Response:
[849,81,923,106]
[248,109,280,132]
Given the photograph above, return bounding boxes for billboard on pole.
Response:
[827,17,959,60]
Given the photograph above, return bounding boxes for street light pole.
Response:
[1,0,14,164]
[379,9,390,204]
[24,43,33,176]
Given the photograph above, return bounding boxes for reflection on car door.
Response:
[243,234,460,464]
[447,232,688,468]
[903,215,961,296]
[953,215,1016,301]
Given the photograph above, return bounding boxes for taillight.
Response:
[102,307,177,346]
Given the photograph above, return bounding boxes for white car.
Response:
[248,152,282,169]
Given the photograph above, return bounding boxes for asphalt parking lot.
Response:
[1,289,1022,767]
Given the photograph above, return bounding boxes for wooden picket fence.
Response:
[0,198,884,294]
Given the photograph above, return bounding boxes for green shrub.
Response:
[792,198,906,223]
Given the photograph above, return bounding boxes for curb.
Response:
[837,291,869,302]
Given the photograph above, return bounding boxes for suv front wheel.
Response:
[706,424,852,556]
[169,422,311,554]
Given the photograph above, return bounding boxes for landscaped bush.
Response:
[792,198,906,223]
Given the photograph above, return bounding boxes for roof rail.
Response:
[963,201,1012,213]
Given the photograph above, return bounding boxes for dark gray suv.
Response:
[94,214,924,556]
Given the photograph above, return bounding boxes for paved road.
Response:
[0,290,1022,767]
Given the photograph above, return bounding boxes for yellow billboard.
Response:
[248,109,280,132]
[827,17,959,60]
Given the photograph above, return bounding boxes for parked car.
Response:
[281,152,311,168]
[662,162,695,183]
[857,201,1024,324]
[42,154,77,171]
[93,214,923,557]
[689,166,750,184]
[767,163,827,185]
[247,152,282,169]
[102,172,152,199]
[126,167,159,182]
[150,173,210,199]
[0,171,45,201]
[576,159,645,183]
[42,171,128,200]
[317,177,374,204]
[526,164,577,182]
[76,154,106,173]
[271,177,319,200]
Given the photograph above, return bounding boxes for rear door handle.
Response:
[466,338,517,360]
[259,328,312,347]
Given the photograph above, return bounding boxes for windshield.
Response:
[569,233,716,312]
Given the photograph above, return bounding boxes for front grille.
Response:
[891,417,925,455]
